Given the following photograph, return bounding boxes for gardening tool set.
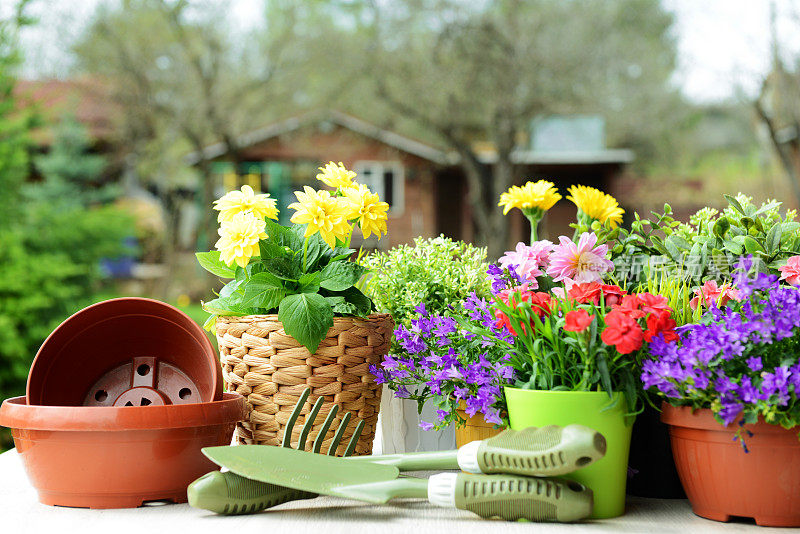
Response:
[0,297,608,522]
[188,387,607,522]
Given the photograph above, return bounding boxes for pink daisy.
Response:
[499,240,554,283]
[546,233,614,284]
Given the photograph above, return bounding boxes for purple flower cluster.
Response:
[370,297,515,429]
[487,263,523,293]
[642,268,800,432]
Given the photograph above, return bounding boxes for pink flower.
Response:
[546,232,614,284]
[779,256,800,286]
[499,241,554,284]
[689,280,741,310]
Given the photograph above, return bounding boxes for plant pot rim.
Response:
[660,402,794,434]
[504,386,624,398]
[215,312,392,323]
[26,297,221,406]
[0,392,246,431]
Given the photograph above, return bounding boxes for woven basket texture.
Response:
[216,313,393,455]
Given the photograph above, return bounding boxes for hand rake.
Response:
[188,387,604,521]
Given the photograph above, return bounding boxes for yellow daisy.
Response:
[288,186,353,247]
[215,211,267,268]
[498,180,561,215]
[566,185,624,228]
[213,185,279,223]
[316,161,357,190]
[343,183,390,239]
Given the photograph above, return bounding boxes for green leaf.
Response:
[259,239,290,261]
[724,194,745,215]
[596,353,613,398]
[664,236,682,262]
[196,251,235,278]
[319,261,367,291]
[262,255,301,281]
[766,222,782,255]
[278,292,334,353]
[299,271,321,293]
[743,236,764,255]
[712,217,730,239]
[219,279,243,298]
[241,272,285,310]
[337,286,373,316]
[264,217,304,250]
[202,296,254,316]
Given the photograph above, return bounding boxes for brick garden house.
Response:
[188,110,634,252]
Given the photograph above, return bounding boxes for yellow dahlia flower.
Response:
[215,211,267,268]
[498,180,562,216]
[213,185,279,223]
[343,183,390,239]
[567,185,624,228]
[288,186,352,247]
[316,161,357,190]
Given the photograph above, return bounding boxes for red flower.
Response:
[600,284,626,307]
[612,294,646,319]
[601,310,644,354]
[568,282,603,304]
[644,311,679,343]
[564,309,594,332]
[494,285,555,335]
[637,293,671,316]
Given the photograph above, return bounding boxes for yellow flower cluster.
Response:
[290,164,390,246]
[213,163,390,266]
[567,185,624,228]
[498,180,562,215]
[213,185,278,223]
[215,210,268,268]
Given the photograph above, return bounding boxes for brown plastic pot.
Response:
[27,298,222,407]
[0,393,246,509]
[662,403,800,527]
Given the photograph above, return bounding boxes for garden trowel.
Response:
[195,445,593,522]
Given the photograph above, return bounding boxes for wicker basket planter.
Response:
[216,313,393,455]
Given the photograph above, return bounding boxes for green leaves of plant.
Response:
[196,251,235,278]
[278,292,333,353]
[241,272,285,309]
[319,261,366,291]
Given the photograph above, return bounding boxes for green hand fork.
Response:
[188,388,605,516]
[199,445,594,522]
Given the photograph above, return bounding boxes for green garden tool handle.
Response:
[187,470,317,515]
[431,473,594,522]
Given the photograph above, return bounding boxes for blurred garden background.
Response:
[2,0,800,449]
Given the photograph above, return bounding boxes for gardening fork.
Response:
[188,387,607,515]
[189,387,365,514]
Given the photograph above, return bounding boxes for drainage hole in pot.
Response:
[136,364,150,376]
[567,481,585,492]
[179,387,192,400]
[576,456,592,467]
[94,390,108,402]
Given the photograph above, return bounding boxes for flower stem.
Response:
[302,237,309,271]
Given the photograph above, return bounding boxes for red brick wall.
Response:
[225,124,439,248]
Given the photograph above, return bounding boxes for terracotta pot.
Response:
[454,402,503,448]
[0,393,246,509]
[662,403,800,527]
[27,298,222,406]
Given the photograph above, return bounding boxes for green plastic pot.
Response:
[504,387,634,519]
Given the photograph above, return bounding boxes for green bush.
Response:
[362,235,491,328]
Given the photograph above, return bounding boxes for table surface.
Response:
[0,450,787,534]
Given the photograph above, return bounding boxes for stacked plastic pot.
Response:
[0,298,246,509]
